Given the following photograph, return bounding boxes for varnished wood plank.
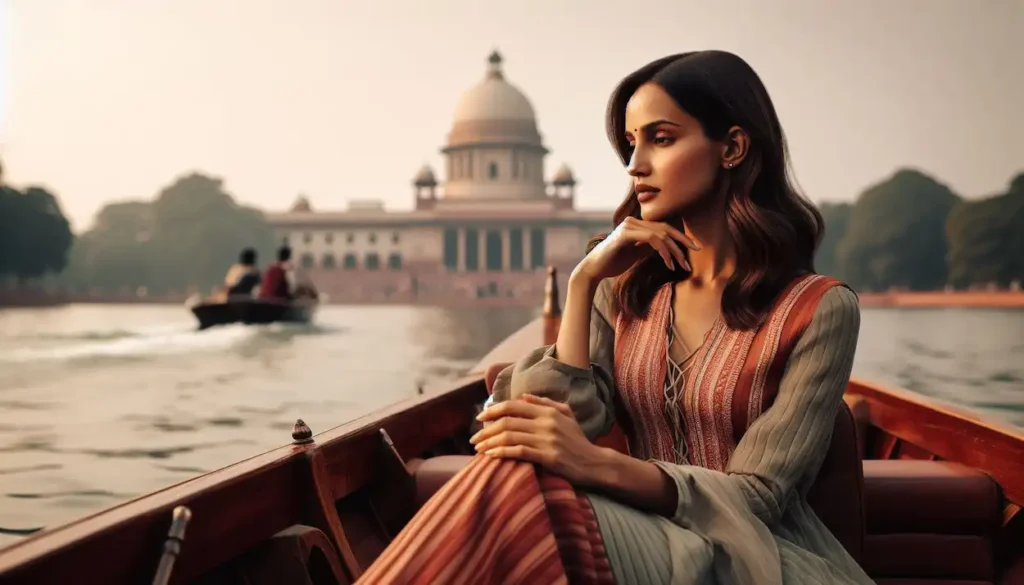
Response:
[0,454,306,585]
[847,378,1024,507]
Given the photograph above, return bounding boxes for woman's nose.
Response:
[627,151,651,177]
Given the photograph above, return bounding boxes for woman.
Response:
[357,50,873,585]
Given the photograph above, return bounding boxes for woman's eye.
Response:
[653,135,674,146]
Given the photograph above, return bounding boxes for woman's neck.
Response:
[683,205,736,286]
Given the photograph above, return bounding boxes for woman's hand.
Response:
[576,216,701,282]
[471,394,609,487]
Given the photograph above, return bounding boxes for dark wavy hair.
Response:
[590,50,824,330]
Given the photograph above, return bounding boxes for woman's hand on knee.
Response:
[471,394,609,487]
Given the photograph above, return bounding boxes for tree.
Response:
[815,202,851,279]
[946,172,1024,288]
[145,173,277,294]
[61,201,154,292]
[837,169,960,291]
[64,172,277,295]
[0,184,74,283]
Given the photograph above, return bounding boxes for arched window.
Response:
[488,162,498,179]
[322,254,336,269]
[343,253,358,269]
[300,253,315,269]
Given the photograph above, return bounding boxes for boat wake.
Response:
[0,322,319,364]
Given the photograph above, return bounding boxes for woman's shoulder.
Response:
[804,282,861,341]
[786,274,858,316]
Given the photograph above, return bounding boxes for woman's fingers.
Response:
[662,237,691,272]
[470,414,535,444]
[639,230,679,271]
[521,394,574,419]
[663,223,701,252]
[474,430,543,453]
[624,226,675,270]
[627,217,700,252]
[476,397,549,423]
[482,444,551,465]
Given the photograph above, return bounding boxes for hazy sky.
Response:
[2,0,1021,231]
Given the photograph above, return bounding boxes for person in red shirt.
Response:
[258,246,295,301]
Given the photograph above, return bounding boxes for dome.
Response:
[290,195,312,213]
[445,51,544,150]
[452,51,536,123]
[552,163,576,186]
[413,164,437,186]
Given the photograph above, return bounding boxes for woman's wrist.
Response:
[588,445,679,517]
[589,445,623,488]
[569,263,600,290]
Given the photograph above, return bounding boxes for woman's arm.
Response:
[591,448,679,516]
[552,269,601,369]
[487,276,618,441]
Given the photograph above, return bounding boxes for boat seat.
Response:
[861,459,1001,584]
[411,362,866,564]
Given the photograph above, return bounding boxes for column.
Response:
[478,229,486,272]
[523,227,532,271]
[457,226,465,272]
[501,229,511,272]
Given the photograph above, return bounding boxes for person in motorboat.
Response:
[357,50,873,585]
[258,245,296,302]
[222,247,262,297]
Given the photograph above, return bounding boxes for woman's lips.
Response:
[637,189,660,203]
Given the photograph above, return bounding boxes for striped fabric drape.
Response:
[355,455,614,585]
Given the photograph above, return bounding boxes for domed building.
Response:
[266,51,611,304]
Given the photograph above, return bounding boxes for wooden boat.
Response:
[188,296,319,330]
[1,267,1021,585]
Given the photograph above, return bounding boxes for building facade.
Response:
[265,51,613,305]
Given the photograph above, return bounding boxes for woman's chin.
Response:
[639,202,672,222]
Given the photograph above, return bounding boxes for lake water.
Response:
[0,303,1022,547]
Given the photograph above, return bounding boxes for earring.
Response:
[727,162,734,168]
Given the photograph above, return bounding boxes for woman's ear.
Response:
[720,126,750,169]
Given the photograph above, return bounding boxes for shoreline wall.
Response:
[857,290,1024,308]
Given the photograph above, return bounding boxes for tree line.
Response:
[0,162,74,284]
[59,172,278,296]
[815,169,1023,291]
[1,156,1020,296]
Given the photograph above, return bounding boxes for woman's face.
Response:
[623,82,724,222]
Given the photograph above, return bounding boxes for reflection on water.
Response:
[0,303,1021,546]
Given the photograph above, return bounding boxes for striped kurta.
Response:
[357,274,875,585]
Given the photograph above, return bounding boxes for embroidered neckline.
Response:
[662,283,724,465]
